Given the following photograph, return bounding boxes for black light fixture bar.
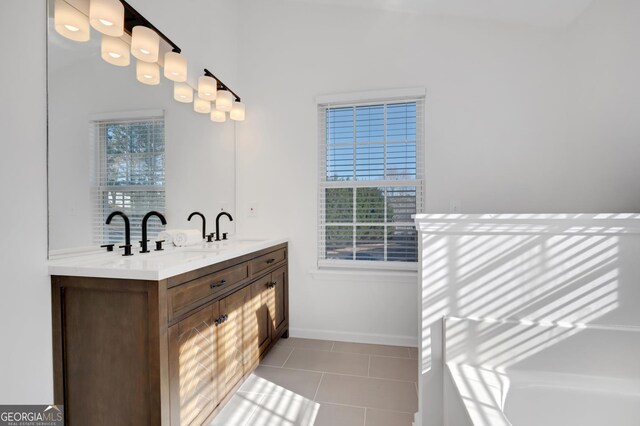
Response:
[204,69,241,102]
[118,0,242,103]
[120,0,181,53]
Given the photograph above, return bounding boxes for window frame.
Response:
[317,89,426,271]
[90,110,165,245]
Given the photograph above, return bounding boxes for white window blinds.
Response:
[318,97,425,269]
[91,113,165,246]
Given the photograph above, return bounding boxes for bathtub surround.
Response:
[416,214,640,425]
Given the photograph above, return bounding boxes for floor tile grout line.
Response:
[280,346,417,361]
[280,347,295,368]
[259,364,419,385]
[312,372,325,402]
[240,393,266,426]
[280,339,416,359]
[311,400,418,415]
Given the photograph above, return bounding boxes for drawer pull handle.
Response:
[266,258,276,264]
[266,281,276,289]
[210,279,227,289]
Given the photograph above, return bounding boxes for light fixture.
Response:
[89,0,124,37]
[131,26,160,62]
[174,82,193,103]
[100,35,130,66]
[230,101,245,121]
[215,90,233,112]
[54,0,90,42]
[136,60,160,85]
[164,51,187,82]
[210,110,226,123]
[198,76,217,101]
[194,98,211,114]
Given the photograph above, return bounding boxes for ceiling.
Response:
[286,0,594,27]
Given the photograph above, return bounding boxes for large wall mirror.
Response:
[47,0,236,256]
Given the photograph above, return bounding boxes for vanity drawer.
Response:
[249,248,287,276]
[168,263,249,319]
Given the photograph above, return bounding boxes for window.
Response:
[318,94,424,269]
[91,112,165,245]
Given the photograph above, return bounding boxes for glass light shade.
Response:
[131,26,160,62]
[136,60,160,85]
[54,0,90,42]
[101,35,130,66]
[174,82,193,103]
[215,90,233,112]
[90,0,124,37]
[198,76,217,101]
[230,101,245,121]
[194,98,211,114]
[210,110,226,123]
[164,51,187,82]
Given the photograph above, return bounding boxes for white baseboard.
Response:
[290,327,418,347]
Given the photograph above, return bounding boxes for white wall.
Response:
[0,1,51,404]
[564,0,640,211]
[234,0,605,346]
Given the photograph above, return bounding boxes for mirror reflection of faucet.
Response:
[105,211,133,256]
[140,211,167,253]
[215,211,233,241]
[188,211,207,240]
[103,210,167,256]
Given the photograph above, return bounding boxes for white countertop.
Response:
[48,237,288,281]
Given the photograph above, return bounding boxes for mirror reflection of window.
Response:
[91,111,165,245]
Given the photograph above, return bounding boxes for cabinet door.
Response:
[245,275,272,368]
[168,303,219,426]
[268,266,288,339]
[218,287,248,396]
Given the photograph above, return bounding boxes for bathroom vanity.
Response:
[49,239,288,425]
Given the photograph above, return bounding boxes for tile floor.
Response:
[210,338,419,426]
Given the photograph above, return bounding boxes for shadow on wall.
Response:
[418,214,640,373]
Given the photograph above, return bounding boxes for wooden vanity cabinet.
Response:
[218,287,249,396]
[168,303,220,426]
[52,243,288,426]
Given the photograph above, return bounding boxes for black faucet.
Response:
[188,211,207,240]
[106,211,132,256]
[140,211,167,253]
[215,211,233,241]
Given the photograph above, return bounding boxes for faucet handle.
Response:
[206,233,215,242]
[100,244,114,252]
[119,244,133,257]
[139,239,151,254]
[155,240,165,251]
[222,232,228,240]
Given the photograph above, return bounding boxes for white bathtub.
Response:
[504,370,640,426]
[443,318,640,426]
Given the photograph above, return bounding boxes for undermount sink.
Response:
[189,238,268,251]
[88,250,213,268]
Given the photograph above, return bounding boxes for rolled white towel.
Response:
[173,229,203,247]
[158,230,181,245]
